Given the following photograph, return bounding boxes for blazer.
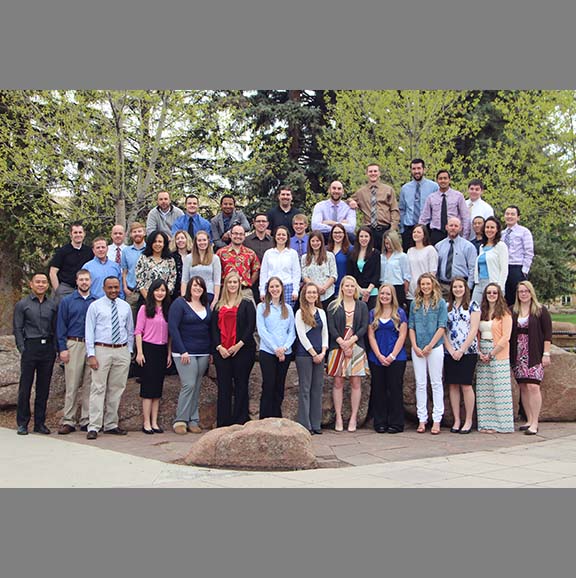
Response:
[474,241,508,290]
[510,307,552,368]
[211,298,256,352]
[327,300,369,352]
[347,249,381,290]
[211,210,251,250]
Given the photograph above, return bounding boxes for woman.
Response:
[327,275,369,432]
[476,283,514,433]
[444,277,480,434]
[134,279,172,434]
[347,226,380,311]
[301,231,337,309]
[168,276,212,434]
[367,284,408,434]
[181,230,222,310]
[295,282,328,434]
[259,225,301,307]
[408,273,447,435]
[135,230,177,300]
[380,230,410,313]
[169,229,193,300]
[257,277,296,419]
[327,223,353,296]
[510,281,552,436]
[211,271,257,427]
[406,224,438,312]
[472,216,508,304]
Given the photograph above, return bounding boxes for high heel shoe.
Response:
[347,418,357,433]
[142,426,154,435]
[335,415,344,432]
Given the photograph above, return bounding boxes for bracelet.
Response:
[543,352,551,357]
[389,353,396,360]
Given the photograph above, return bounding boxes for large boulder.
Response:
[538,344,576,421]
[184,417,317,470]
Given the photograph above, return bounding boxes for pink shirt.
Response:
[135,306,169,345]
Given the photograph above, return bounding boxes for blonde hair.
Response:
[169,229,193,253]
[382,230,403,254]
[414,273,442,310]
[371,284,401,331]
[329,275,360,313]
[191,230,214,266]
[299,282,322,327]
[513,280,543,317]
[216,271,244,310]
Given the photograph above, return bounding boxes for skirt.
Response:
[326,327,368,378]
[139,341,168,399]
[444,353,478,385]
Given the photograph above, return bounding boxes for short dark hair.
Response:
[103,276,119,286]
[70,222,84,231]
[76,268,91,279]
[253,212,268,222]
[278,185,292,194]
[185,194,199,203]
[367,162,380,170]
[31,272,49,281]
[468,178,484,190]
[220,194,235,205]
[506,205,521,216]
[436,169,450,179]
[411,158,425,168]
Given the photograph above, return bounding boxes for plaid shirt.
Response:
[216,245,261,287]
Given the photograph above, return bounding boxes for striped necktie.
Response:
[503,227,512,248]
[115,246,121,264]
[370,186,378,228]
[111,299,120,344]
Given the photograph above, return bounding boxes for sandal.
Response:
[431,423,441,435]
[417,422,426,434]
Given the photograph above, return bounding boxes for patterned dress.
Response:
[327,309,368,377]
[512,316,545,385]
[476,319,514,432]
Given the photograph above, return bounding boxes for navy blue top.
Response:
[333,245,353,294]
[56,290,97,352]
[367,308,408,365]
[295,311,324,357]
[168,297,212,355]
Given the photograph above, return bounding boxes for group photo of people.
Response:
[13,159,553,443]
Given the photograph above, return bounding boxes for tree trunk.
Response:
[0,239,22,335]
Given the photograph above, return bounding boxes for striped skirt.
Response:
[475,338,514,432]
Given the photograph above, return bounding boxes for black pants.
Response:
[369,225,390,254]
[259,351,291,419]
[214,344,256,427]
[429,228,447,246]
[506,265,527,306]
[369,360,406,431]
[401,226,416,252]
[17,340,56,428]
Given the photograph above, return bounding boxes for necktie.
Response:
[188,215,195,239]
[115,246,121,264]
[503,227,512,248]
[297,239,304,257]
[414,181,421,223]
[445,239,454,279]
[370,185,378,228]
[440,193,448,231]
[111,299,120,344]
[331,203,338,223]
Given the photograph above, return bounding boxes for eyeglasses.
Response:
[517,289,530,294]
[486,291,499,295]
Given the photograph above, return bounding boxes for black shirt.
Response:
[244,232,274,263]
[50,243,93,287]
[13,294,58,353]
[266,205,303,237]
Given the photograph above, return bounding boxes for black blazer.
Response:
[327,300,369,351]
[211,298,256,353]
[347,249,381,290]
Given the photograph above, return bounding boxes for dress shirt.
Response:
[120,244,146,289]
[267,205,303,236]
[352,182,400,228]
[399,178,439,231]
[56,290,97,351]
[408,299,448,350]
[380,252,411,285]
[217,245,260,287]
[135,305,169,345]
[256,302,296,355]
[85,296,134,356]
[107,243,127,263]
[146,205,184,236]
[290,235,309,258]
[311,200,356,236]
[244,232,274,263]
[171,213,212,239]
[419,188,471,239]
[13,294,58,353]
[435,236,477,287]
[503,224,534,274]
[50,243,94,287]
[82,257,124,299]
[466,197,494,239]
[259,247,301,296]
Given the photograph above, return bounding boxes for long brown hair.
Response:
[304,231,327,266]
[371,284,401,331]
[327,223,351,254]
[191,230,214,266]
[299,282,322,327]
[414,273,442,310]
[447,277,472,312]
[350,226,376,261]
[263,276,289,319]
[480,283,509,320]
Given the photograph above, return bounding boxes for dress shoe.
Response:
[519,424,531,432]
[450,426,461,434]
[525,428,538,436]
[142,427,155,435]
[375,426,387,433]
[312,429,322,435]
[58,424,76,435]
[173,422,187,435]
[17,425,28,435]
[152,426,164,434]
[187,424,202,434]
[459,427,472,434]
[347,419,357,433]
[86,430,98,440]
[104,427,127,435]
[33,424,51,434]
[387,427,402,434]
[80,425,88,432]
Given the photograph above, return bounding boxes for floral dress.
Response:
[512,316,545,385]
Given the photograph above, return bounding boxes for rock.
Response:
[551,321,576,350]
[184,417,317,470]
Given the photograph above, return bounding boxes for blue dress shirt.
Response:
[399,178,438,231]
[56,290,97,352]
[85,296,134,356]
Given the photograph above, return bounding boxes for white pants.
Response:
[412,345,444,423]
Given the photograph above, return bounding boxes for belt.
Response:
[26,337,53,344]
[370,224,390,231]
[95,342,127,348]
[67,336,85,343]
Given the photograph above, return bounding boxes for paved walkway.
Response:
[3,423,576,487]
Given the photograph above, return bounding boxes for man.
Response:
[13,272,58,435]
[350,163,400,252]
[145,191,184,238]
[171,193,212,240]
[56,269,97,434]
[107,224,127,264]
[290,213,309,259]
[399,158,439,251]
[471,216,485,254]
[216,224,260,301]
[311,180,356,242]
[266,185,303,236]
[419,169,470,245]
[83,237,124,299]
[435,217,477,298]
[466,179,494,240]
[503,205,534,305]
[49,222,93,304]
[211,194,251,250]
[121,222,147,317]
[85,277,134,439]
[244,213,274,304]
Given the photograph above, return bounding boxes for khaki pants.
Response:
[61,339,91,427]
[88,345,131,432]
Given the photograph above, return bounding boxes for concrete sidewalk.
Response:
[3,425,576,487]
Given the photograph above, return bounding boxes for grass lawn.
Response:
[551,313,576,324]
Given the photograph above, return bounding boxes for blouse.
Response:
[408,298,448,350]
[446,302,479,354]
[332,247,352,294]
[134,305,169,345]
[407,246,438,299]
[256,302,296,355]
[135,254,177,293]
[368,308,408,365]
[380,252,410,286]
[259,247,301,296]
[301,252,337,301]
